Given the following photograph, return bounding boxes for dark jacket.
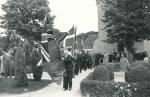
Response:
[64,55,76,72]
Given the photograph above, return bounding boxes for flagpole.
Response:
[81,31,84,52]
[43,9,48,34]
[72,25,75,55]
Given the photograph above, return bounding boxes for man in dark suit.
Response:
[63,48,76,91]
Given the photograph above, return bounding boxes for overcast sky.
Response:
[0,0,98,34]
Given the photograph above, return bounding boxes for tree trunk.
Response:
[124,47,134,64]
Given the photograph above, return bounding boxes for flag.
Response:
[72,26,78,54]
[43,40,65,85]
[74,26,77,42]
[41,10,65,85]
[74,26,78,50]
[81,32,84,51]
[41,45,50,62]
[68,25,74,35]
[58,32,68,43]
[43,11,48,34]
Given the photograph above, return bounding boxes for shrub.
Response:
[129,61,150,71]
[92,66,110,81]
[101,63,120,80]
[33,66,43,81]
[80,74,150,97]
[128,65,150,82]
[31,52,43,81]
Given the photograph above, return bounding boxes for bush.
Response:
[33,66,43,81]
[128,65,150,82]
[101,63,120,80]
[80,73,150,97]
[92,66,110,81]
[129,61,150,70]
[31,51,43,81]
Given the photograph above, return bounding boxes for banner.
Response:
[68,25,75,35]
[41,10,65,85]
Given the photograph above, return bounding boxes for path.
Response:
[0,69,93,97]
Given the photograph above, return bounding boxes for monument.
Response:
[114,72,125,83]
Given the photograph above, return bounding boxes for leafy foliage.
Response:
[128,65,150,82]
[102,0,150,41]
[129,61,150,70]
[80,72,150,97]
[101,63,120,80]
[92,66,110,81]
[0,0,54,40]
[101,0,150,53]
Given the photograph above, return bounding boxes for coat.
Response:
[64,55,76,78]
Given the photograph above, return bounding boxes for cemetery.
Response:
[0,0,149,97]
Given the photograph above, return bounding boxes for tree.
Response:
[101,0,150,53]
[14,46,28,87]
[0,0,54,41]
[0,0,55,83]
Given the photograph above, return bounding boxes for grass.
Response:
[0,76,52,94]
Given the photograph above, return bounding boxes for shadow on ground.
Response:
[0,78,53,94]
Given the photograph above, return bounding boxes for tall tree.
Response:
[101,0,150,53]
[0,0,54,41]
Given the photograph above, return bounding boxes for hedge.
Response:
[127,65,150,82]
[129,61,150,70]
[101,63,120,80]
[125,61,150,82]
[80,72,150,97]
[92,66,110,81]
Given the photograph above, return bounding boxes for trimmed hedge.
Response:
[127,65,150,82]
[80,73,150,97]
[101,63,120,80]
[92,66,110,81]
[129,61,150,70]
[125,61,150,82]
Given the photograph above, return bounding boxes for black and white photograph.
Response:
[0,0,149,97]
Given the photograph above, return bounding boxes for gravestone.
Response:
[114,72,125,82]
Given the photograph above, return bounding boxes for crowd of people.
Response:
[0,42,42,87]
[61,48,124,91]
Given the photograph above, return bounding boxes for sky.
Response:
[0,0,98,34]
